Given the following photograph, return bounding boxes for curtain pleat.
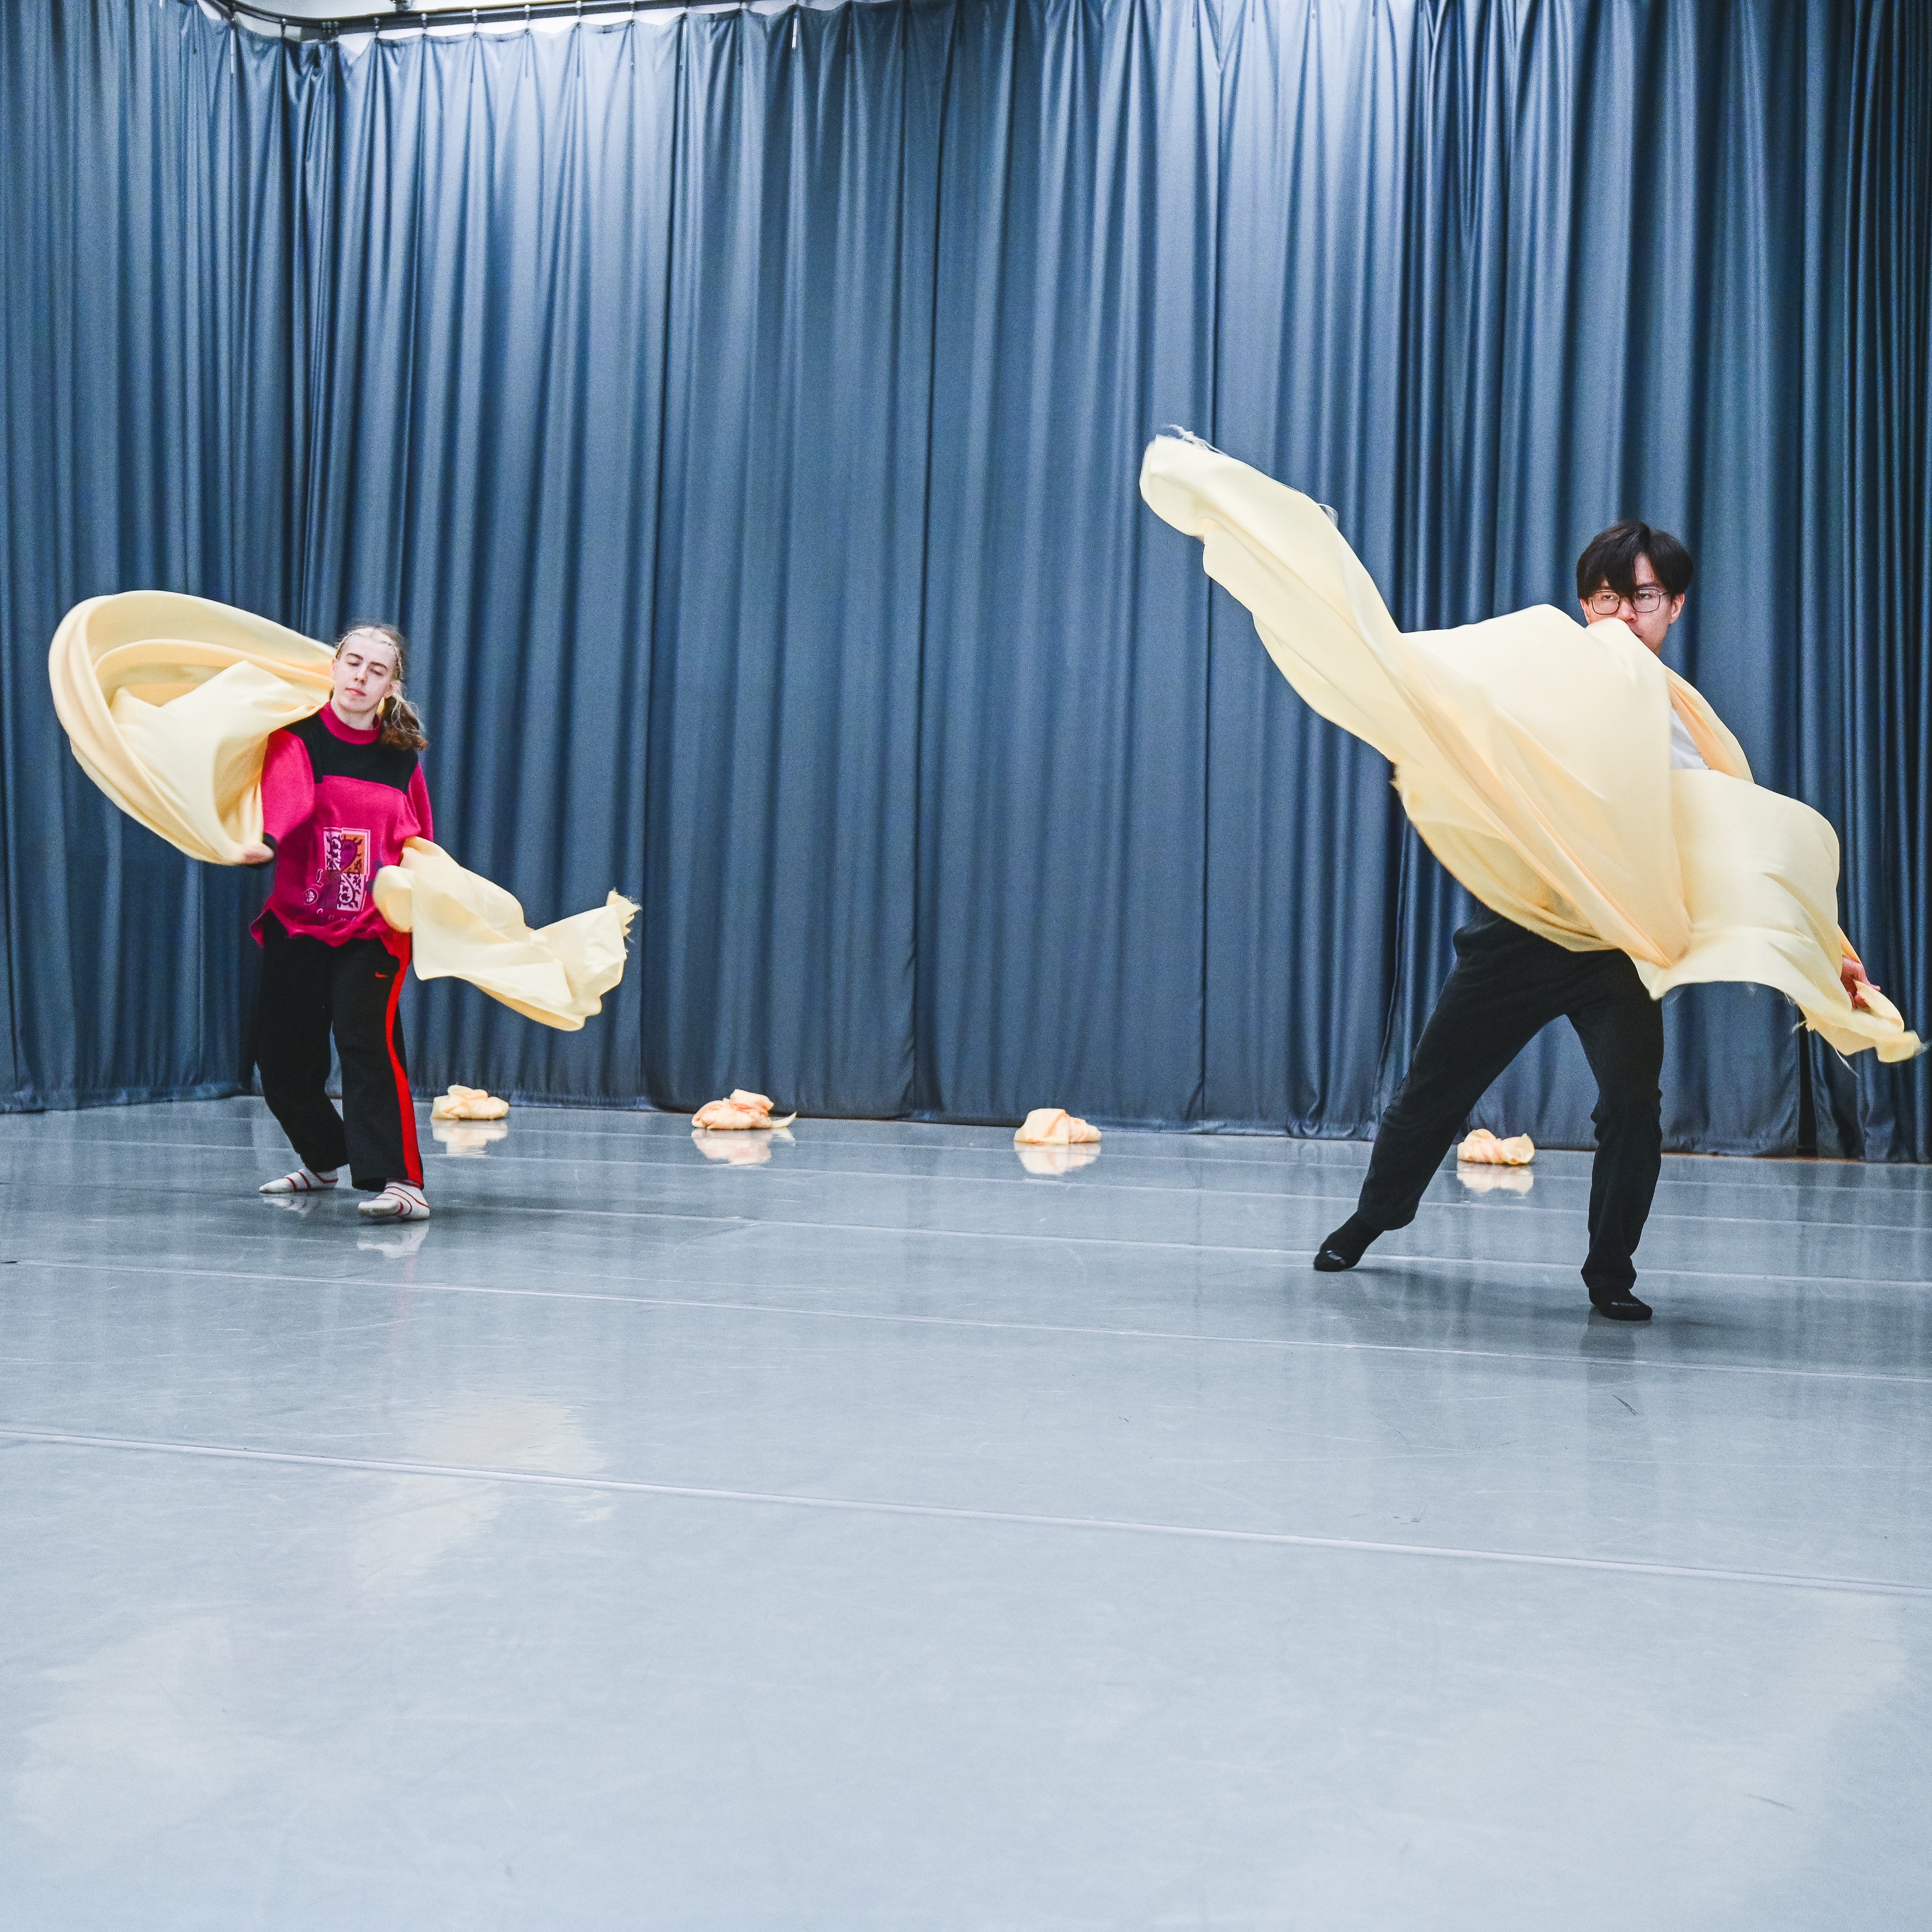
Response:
[645,2,946,1115]
[0,1,300,1108]
[915,0,1218,1123]
[1,0,1926,1158]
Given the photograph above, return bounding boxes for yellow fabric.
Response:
[369,840,634,1031]
[431,1085,510,1121]
[50,590,638,1034]
[1457,1128,1535,1166]
[1140,434,1918,1063]
[1013,1108,1102,1146]
[690,1091,797,1131]
[49,591,336,863]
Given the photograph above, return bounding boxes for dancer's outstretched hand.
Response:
[1841,952,1878,1010]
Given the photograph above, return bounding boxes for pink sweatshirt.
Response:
[252,706,433,953]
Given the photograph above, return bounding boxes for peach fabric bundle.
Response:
[1140,435,1920,1064]
[1014,1108,1102,1146]
[1457,1128,1534,1166]
[430,1085,510,1121]
[692,1090,797,1131]
[49,590,638,1032]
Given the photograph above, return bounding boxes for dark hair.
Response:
[335,622,427,752]
[1575,521,1694,603]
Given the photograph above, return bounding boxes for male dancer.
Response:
[1311,521,1872,1321]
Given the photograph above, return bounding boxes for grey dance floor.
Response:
[3,1101,1931,1930]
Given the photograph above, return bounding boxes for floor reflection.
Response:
[1017,1143,1101,1179]
[1456,1163,1534,1196]
[692,1127,795,1166]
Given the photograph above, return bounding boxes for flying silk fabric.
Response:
[1139,435,1919,1065]
[49,591,637,1033]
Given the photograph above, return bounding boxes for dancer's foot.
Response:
[260,1166,338,1195]
[359,1181,430,1222]
[1588,1284,1652,1322]
[1313,1214,1378,1272]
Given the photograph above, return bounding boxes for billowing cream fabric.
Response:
[50,590,638,1033]
[369,841,635,1031]
[1140,435,1918,1063]
[49,591,337,862]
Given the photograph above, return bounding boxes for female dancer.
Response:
[241,624,434,1222]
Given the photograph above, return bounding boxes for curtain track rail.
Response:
[194,0,713,40]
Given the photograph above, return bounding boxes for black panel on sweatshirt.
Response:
[289,711,420,793]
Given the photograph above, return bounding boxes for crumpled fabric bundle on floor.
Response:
[430,1085,510,1121]
[49,590,638,1032]
[1457,1128,1535,1166]
[692,1090,797,1131]
[1140,436,1920,1063]
[1014,1108,1102,1146]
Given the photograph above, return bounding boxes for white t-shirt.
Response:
[1669,710,1709,771]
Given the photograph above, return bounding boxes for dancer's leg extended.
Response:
[1565,957,1664,1316]
[1362,920,1569,1223]
[1317,912,1569,1271]
[255,915,349,1180]
[328,937,423,1195]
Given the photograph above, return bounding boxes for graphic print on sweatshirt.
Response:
[314,826,373,913]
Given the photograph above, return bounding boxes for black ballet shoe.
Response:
[1588,1285,1653,1322]
[1313,1214,1378,1273]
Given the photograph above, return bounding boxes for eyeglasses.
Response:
[1587,585,1674,616]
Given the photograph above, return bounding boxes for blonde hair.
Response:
[335,623,427,751]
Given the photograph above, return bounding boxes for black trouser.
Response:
[254,916,422,1192]
[1357,909,1664,1293]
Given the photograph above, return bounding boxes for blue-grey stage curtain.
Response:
[287,16,682,1107]
[0,0,304,1108]
[916,0,1220,1125]
[0,0,1926,1160]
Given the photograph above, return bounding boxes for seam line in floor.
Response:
[9,1197,1931,1283]
[4,1425,1927,1600]
[488,1208,1932,1281]
[9,1257,1931,1388]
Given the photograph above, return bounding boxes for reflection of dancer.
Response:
[1314,525,1870,1319]
[245,625,434,1223]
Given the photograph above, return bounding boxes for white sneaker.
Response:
[260,1166,338,1195]
[359,1182,431,1221]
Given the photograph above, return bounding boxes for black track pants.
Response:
[254,916,423,1192]
[1357,909,1665,1293]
